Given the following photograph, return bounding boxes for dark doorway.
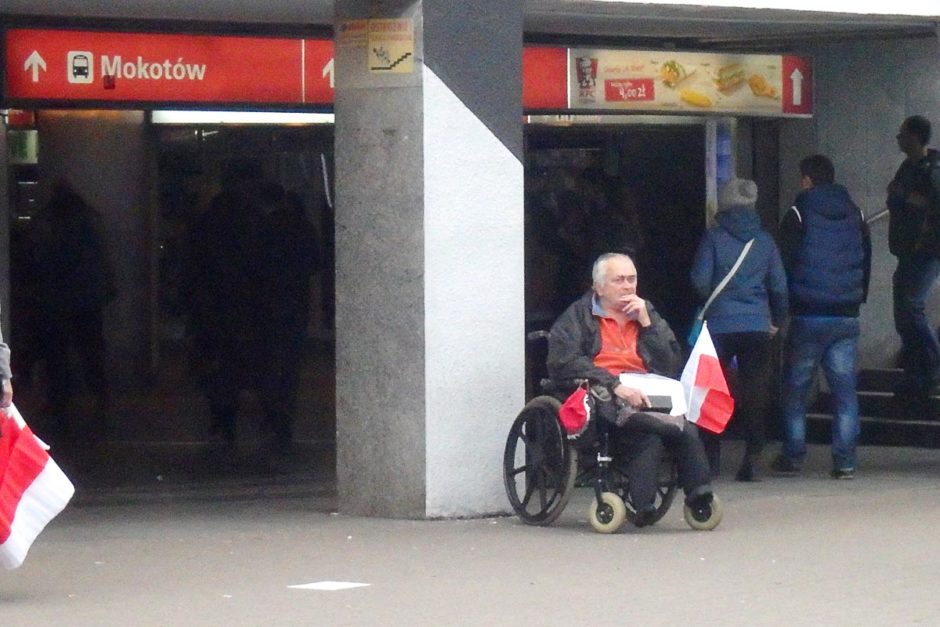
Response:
[524,123,706,393]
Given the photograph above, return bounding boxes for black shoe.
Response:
[633,504,658,528]
[770,454,801,476]
[830,468,855,480]
[735,460,760,482]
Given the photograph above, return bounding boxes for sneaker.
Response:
[830,468,855,480]
[770,454,801,476]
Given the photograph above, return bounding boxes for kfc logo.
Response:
[575,56,598,101]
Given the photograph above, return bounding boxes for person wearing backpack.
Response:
[691,178,789,481]
[773,155,871,479]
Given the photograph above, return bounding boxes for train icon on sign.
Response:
[67,51,94,84]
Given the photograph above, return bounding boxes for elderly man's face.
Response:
[596,256,638,312]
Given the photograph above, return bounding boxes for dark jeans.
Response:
[618,417,712,509]
[706,331,772,464]
[782,316,860,471]
[893,254,940,395]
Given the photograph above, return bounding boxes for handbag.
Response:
[687,238,754,346]
[559,381,593,439]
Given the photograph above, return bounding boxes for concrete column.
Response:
[334,0,524,518]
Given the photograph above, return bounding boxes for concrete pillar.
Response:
[334,0,524,518]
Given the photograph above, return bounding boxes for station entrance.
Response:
[5,109,338,496]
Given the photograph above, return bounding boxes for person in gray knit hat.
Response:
[690,177,788,481]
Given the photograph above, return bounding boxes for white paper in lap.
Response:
[618,373,688,416]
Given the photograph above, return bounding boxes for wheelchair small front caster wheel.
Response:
[684,493,723,531]
[588,492,626,534]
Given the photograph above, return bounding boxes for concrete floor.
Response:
[3,443,940,626]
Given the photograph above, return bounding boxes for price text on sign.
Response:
[4,28,335,106]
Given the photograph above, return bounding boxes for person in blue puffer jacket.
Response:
[773,155,871,480]
[691,177,789,482]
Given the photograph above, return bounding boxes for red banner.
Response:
[4,29,334,106]
[3,29,810,117]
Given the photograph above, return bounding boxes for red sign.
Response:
[522,47,567,110]
[604,79,655,102]
[782,55,813,116]
[4,28,334,106]
[3,29,810,117]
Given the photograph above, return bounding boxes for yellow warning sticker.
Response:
[368,19,414,74]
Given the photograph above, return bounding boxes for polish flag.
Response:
[1,405,74,570]
[681,322,734,434]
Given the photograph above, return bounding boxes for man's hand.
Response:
[620,295,651,327]
[1,379,12,408]
[613,383,649,409]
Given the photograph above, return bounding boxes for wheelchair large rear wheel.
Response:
[503,396,577,525]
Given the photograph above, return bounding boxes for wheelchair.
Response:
[503,333,723,534]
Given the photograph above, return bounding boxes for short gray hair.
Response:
[592,252,634,288]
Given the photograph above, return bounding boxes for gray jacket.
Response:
[0,311,10,380]
[547,292,682,392]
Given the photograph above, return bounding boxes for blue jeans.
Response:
[893,254,940,394]
[782,316,861,471]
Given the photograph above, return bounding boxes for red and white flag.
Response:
[1,405,74,570]
[680,322,734,434]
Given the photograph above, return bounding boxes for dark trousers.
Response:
[258,325,306,446]
[893,253,940,395]
[619,416,712,509]
[706,331,772,467]
[37,307,109,426]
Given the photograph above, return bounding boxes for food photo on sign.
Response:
[568,48,793,116]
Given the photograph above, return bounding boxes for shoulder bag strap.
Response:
[699,238,755,319]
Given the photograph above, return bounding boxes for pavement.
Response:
[3,442,940,626]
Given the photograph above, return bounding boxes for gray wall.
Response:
[779,31,940,369]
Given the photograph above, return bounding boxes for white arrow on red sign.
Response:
[322,58,334,89]
[790,68,804,107]
[23,50,47,83]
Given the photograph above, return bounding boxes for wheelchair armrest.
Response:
[539,377,589,399]
[526,330,551,343]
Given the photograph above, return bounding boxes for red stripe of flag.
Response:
[0,419,48,543]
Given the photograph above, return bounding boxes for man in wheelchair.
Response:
[547,252,715,527]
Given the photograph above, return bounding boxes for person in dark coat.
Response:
[32,180,115,437]
[690,178,788,481]
[183,161,265,447]
[548,253,715,527]
[887,115,940,408]
[257,186,320,452]
[773,154,871,479]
